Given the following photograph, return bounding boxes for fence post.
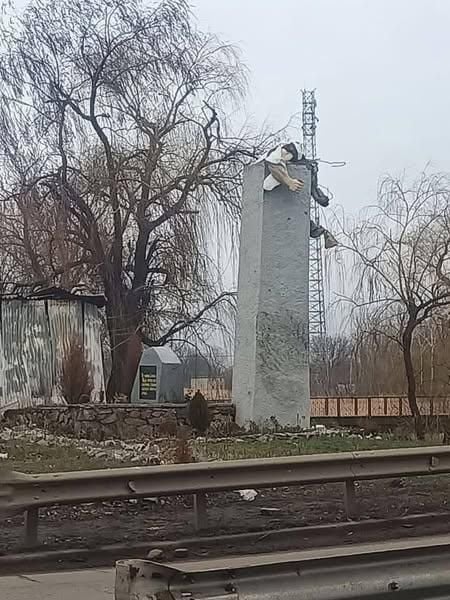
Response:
[344,480,357,519]
[24,507,39,546]
[193,493,208,531]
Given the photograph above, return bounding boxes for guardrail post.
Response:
[193,492,208,531]
[344,480,357,519]
[24,507,39,546]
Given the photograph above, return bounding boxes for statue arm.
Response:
[267,163,304,192]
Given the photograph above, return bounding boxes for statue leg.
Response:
[310,220,338,249]
[310,162,330,207]
[310,220,325,238]
[323,230,338,249]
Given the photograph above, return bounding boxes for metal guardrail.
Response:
[2,445,450,547]
[115,534,450,599]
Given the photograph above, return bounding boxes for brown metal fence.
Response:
[311,396,450,418]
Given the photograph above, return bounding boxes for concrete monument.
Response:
[130,345,184,404]
[233,144,317,428]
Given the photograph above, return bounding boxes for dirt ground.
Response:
[2,474,450,559]
[2,430,450,568]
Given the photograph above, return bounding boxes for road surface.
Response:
[0,568,114,599]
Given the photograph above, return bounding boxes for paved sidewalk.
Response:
[0,568,114,599]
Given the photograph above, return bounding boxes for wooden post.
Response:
[193,493,208,531]
[25,507,39,546]
[368,397,372,417]
[344,480,357,519]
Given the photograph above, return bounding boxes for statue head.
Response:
[280,142,299,163]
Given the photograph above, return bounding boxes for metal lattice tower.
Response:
[302,90,326,339]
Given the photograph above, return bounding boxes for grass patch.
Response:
[0,431,442,474]
[198,435,437,461]
[0,440,129,473]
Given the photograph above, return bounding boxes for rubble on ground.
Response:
[239,489,258,501]
[0,422,392,471]
[0,426,170,465]
[203,424,388,445]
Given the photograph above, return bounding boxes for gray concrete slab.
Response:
[233,161,311,427]
[0,568,114,599]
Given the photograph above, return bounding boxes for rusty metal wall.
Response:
[83,303,105,402]
[47,299,82,403]
[0,298,105,409]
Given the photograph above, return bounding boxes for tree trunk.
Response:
[104,284,143,402]
[106,326,142,401]
[402,326,424,440]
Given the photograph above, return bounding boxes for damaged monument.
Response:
[233,143,336,427]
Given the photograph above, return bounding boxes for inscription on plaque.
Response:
[139,365,157,401]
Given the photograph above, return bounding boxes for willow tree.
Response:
[0,0,270,399]
[337,173,450,438]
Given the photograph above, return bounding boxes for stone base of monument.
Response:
[233,162,311,428]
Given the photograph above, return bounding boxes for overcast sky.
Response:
[193,0,450,215]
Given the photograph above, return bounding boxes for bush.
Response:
[188,390,210,434]
[60,336,93,404]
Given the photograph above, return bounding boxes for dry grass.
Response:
[197,434,438,462]
[174,426,194,463]
[0,439,126,473]
[0,431,440,474]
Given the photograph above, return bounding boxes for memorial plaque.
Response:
[139,365,157,401]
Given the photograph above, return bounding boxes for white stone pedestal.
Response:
[233,161,310,428]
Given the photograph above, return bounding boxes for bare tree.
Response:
[310,335,352,396]
[350,315,405,395]
[345,308,450,398]
[0,0,273,399]
[336,173,450,438]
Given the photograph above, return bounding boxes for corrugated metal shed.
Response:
[0,287,106,409]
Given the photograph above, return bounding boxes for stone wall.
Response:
[1,403,235,441]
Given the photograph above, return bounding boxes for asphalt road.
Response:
[0,568,114,599]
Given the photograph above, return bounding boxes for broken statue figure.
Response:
[259,142,338,249]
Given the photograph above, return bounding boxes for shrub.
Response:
[188,390,210,434]
[60,336,93,404]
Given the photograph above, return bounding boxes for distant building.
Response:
[0,286,105,410]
